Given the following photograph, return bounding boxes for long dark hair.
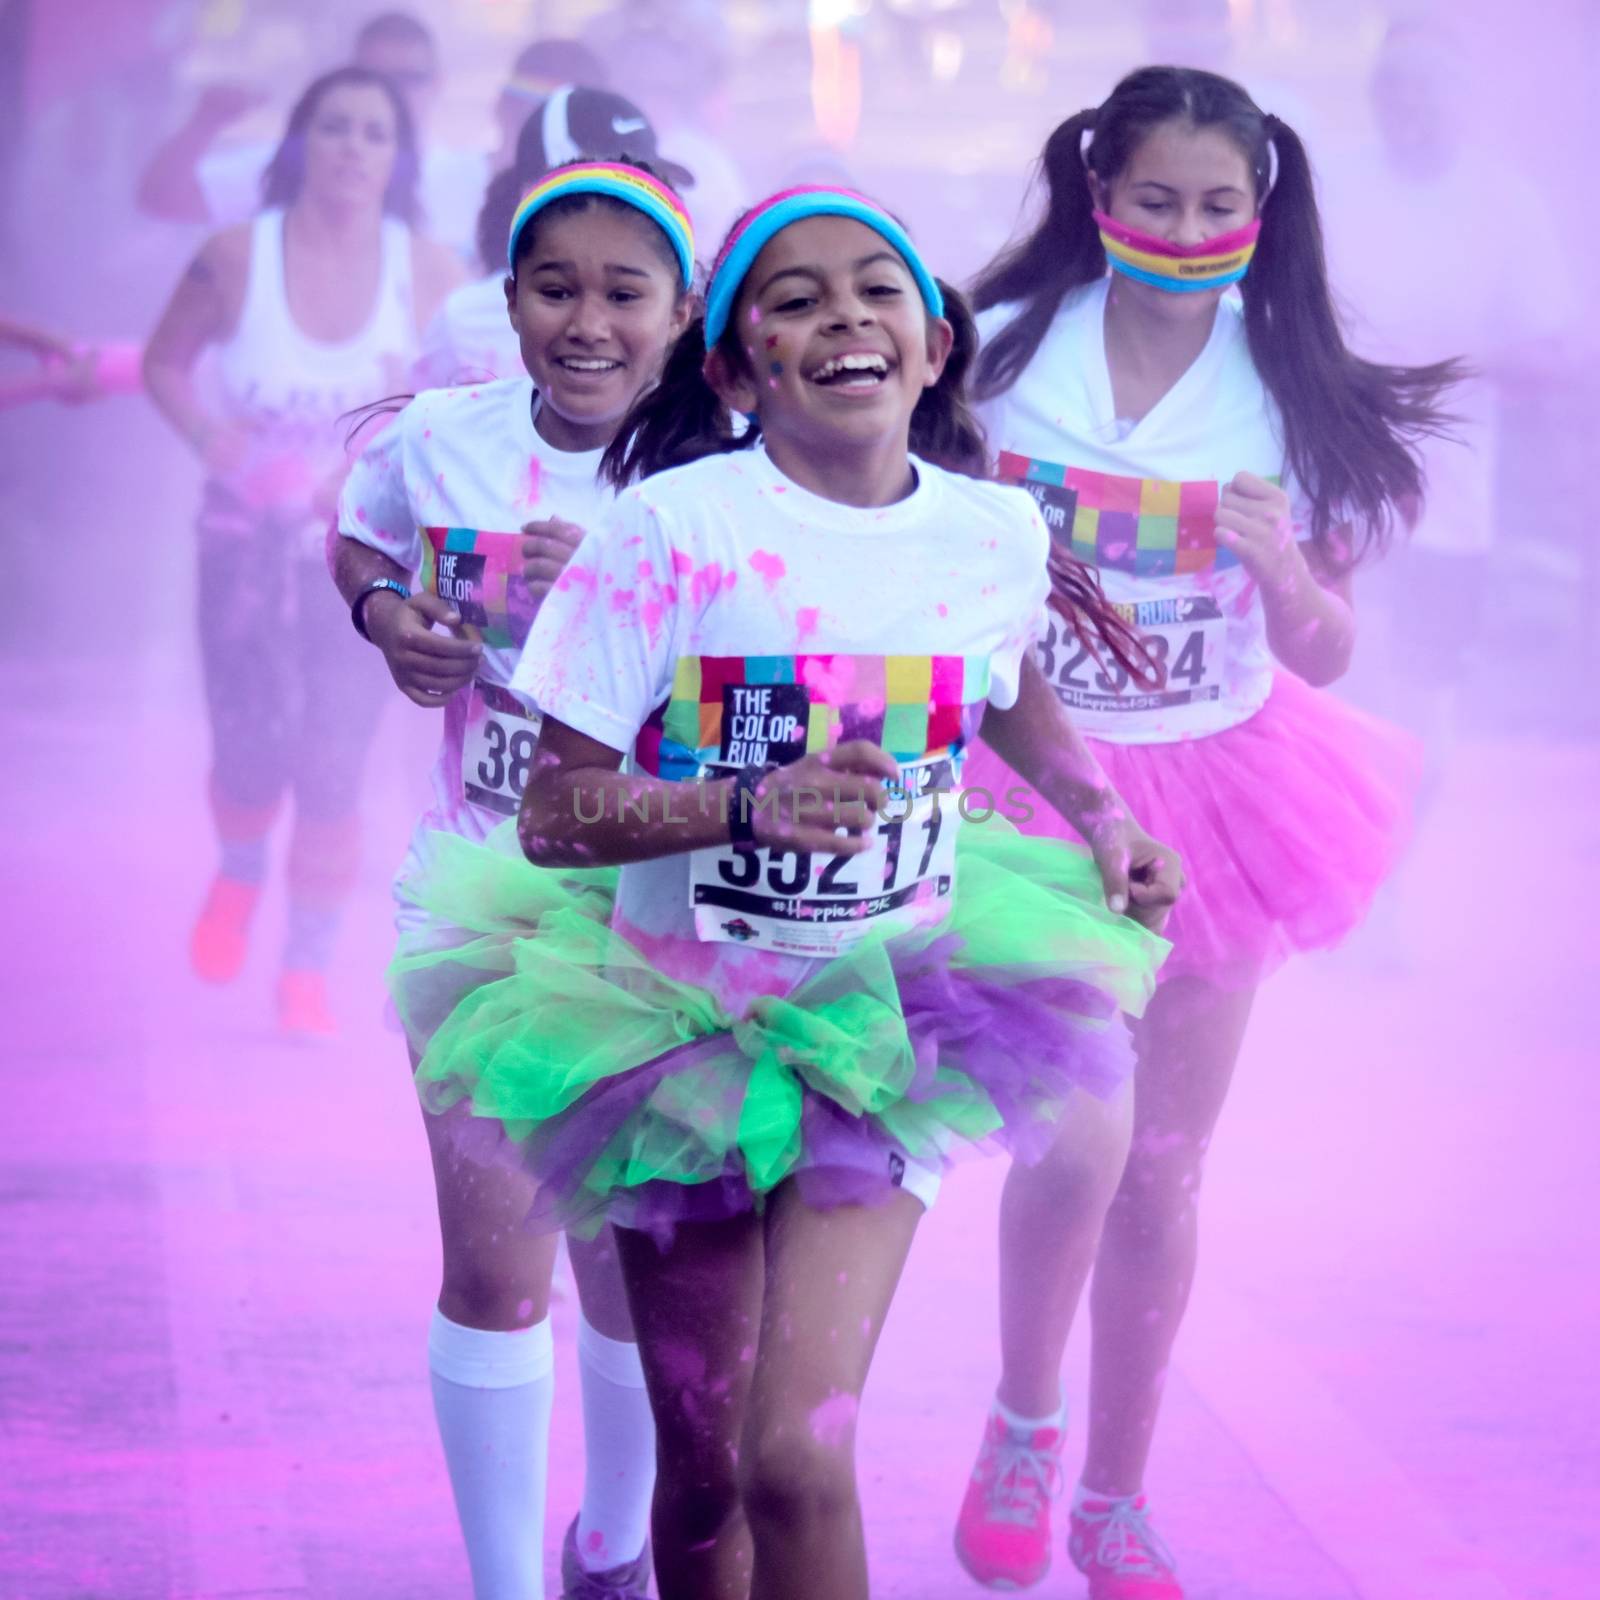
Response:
[603,218,1153,680]
[973,66,1466,565]
[260,66,421,223]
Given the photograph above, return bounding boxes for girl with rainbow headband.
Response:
[951,68,1464,1600]
[402,184,1182,1600]
[332,160,694,1600]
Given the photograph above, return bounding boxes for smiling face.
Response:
[300,82,401,213]
[506,200,690,452]
[711,214,952,464]
[1094,119,1257,319]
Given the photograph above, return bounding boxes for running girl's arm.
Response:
[0,352,100,410]
[334,533,483,706]
[1213,473,1356,687]
[520,719,894,869]
[135,84,268,224]
[982,656,1182,925]
[0,318,75,360]
[142,230,248,465]
[333,413,483,707]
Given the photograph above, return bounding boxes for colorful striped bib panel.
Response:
[995,451,1255,578]
[636,652,990,781]
[420,527,537,650]
[642,654,990,957]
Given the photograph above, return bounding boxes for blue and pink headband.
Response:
[702,185,944,349]
[507,161,695,289]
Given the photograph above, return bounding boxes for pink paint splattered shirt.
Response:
[337,378,611,853]
[512,443,1050,1012]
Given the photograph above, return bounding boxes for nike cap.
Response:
[515,84,695,191]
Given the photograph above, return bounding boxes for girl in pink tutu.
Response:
[952,66,1463,1599]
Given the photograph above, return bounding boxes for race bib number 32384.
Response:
[1039,595,1224,715]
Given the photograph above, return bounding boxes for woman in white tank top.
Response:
[143,65,463,1035]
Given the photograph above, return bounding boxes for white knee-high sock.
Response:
[573,1313,656,1572]
[428,1307,555,1600]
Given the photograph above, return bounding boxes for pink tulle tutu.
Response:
[966,671,1421,990]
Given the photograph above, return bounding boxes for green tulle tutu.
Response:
[392,818,1168,1237]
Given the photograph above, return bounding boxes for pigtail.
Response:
[1242,115,1468,566]
[1046,555,1163,692]
[971,110,1106,401]
[908,281,989,477]
[602,315,757,487]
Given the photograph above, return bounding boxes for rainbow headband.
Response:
[1094,211,1261,293]
[507,162,695,289]
[703,185,944,349]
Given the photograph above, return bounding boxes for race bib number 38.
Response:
[462,679,543,816]
[1038,595,1224,715]
[689,757,959,956]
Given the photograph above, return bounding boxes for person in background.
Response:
[136,9,489,260]
[585,0,749,247]
[142,65,462,1035]
[0,316,136,409]
[416,86,693,390]
[485,37,610,175]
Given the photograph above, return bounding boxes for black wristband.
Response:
[352,577,410,640]
[727,763,771,852]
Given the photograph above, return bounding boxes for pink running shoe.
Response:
[189,875,260,985]
[953,1410,1065,1589]
[1068,1493,1183,1600]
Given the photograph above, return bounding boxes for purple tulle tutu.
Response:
[965,671,1421,990]
[408,820,1169,1240]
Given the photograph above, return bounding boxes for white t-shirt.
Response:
[200,140,490,261]
[977,280,1310,745]
[337,377,611,850]
[1323,147,1576,556]
[415,273,522,389]
[514,443,1049,1014]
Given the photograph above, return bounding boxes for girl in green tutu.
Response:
[410,185,1182,1600]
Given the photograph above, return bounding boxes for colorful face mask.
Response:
[1094,210,1260,293]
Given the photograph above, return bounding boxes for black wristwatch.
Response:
[727,763,771,852]
[351,577,411,640]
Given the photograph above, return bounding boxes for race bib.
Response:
[996,454,1279,578]
[421,527,536,650]
[462,679,542,816]
[1037,595,1224,715]
[689,756,960,956]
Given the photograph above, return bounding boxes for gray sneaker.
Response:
[560,1514,652,1600]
